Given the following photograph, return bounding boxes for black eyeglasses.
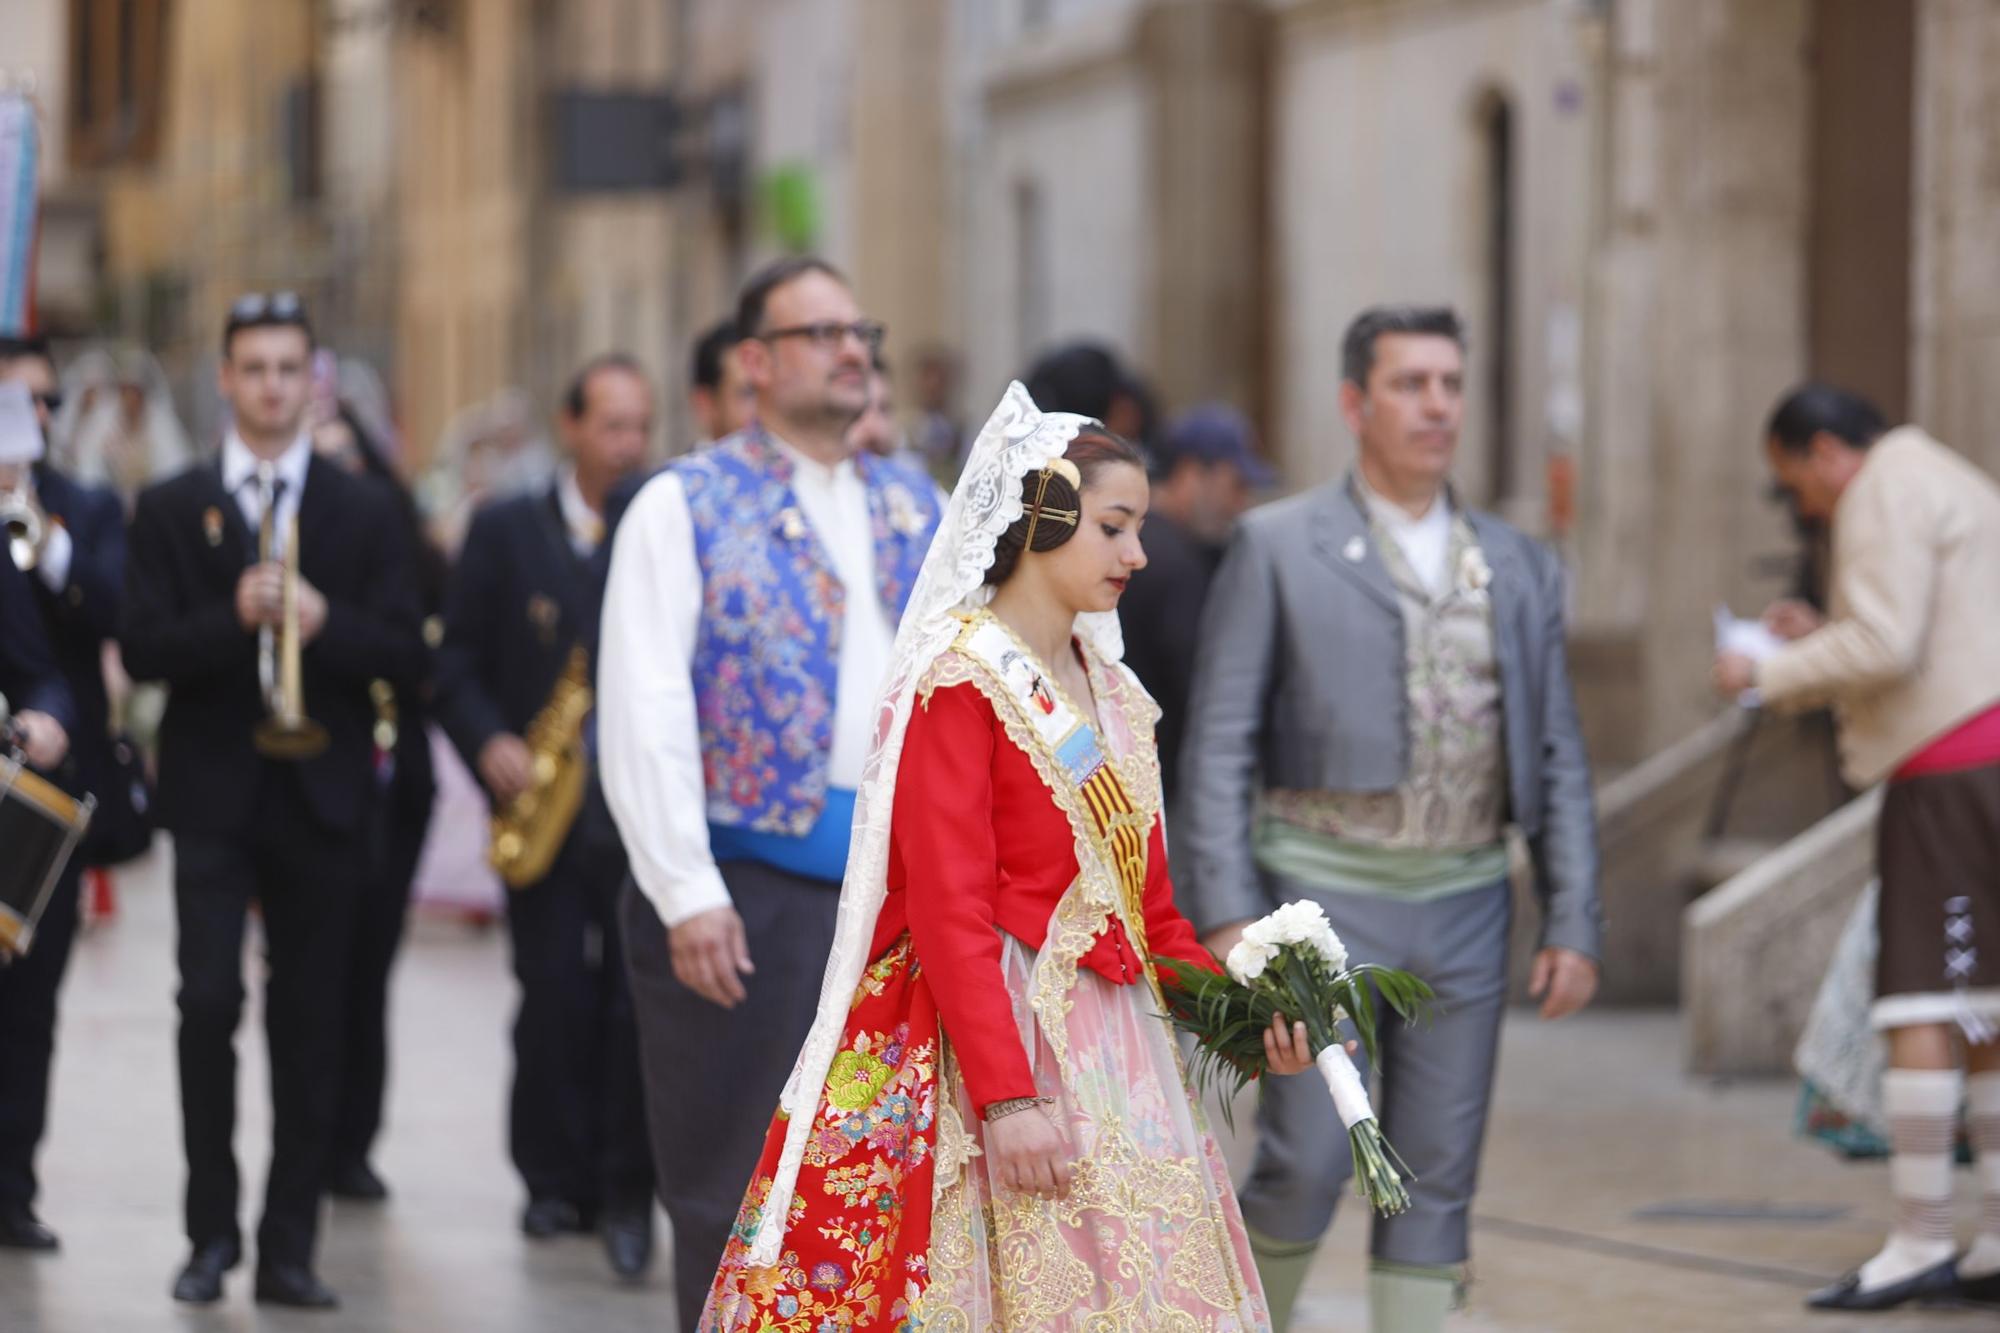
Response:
[758,320,886,354]
[31,391,61,413]
[229,290,305,322]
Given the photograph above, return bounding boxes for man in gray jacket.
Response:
[1178,306,1602,1333]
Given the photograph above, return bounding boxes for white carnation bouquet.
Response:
[1156,900,1433,1215]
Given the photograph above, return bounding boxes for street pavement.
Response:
[1,842,1989,1331]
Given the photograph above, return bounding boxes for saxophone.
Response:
[489,644,593,889]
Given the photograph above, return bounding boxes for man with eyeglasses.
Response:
[598,256,942,1330]
[0,335,124,1256]
[122,293,424,1311]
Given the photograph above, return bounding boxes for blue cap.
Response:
[1159,403,1274,488]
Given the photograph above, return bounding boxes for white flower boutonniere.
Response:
[1459,547,1493,601]
[884,485,926,538]
[778,507,809,542]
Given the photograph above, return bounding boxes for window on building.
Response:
[1014,178,1049,360]
[1479,89,1516,505]
[68,0,170,168]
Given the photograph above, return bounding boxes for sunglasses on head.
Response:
[228,291,306,323]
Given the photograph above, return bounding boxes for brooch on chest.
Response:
[884,485,927,538]
[526,593,561,646]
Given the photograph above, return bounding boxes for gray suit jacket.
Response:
[1174,475,1603,960]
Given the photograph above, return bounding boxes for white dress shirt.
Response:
[556,466,605,558]
[597,436,896,927]
[220,430,311,557]
[1359,474,1453,597]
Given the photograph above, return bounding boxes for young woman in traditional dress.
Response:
[700,384,1313,1332]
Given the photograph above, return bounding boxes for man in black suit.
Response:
[435,354,655,1282]
[0,337,124,1252]
[1115,403,1268,811]
[122,295,422,1311]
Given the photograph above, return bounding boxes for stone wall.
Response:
[1269,0,1593,505]
[1683,788,1881,1075]
[1909,0,2000,475]
[1508,705,1849,1006]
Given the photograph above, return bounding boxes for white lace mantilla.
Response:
[746,380,1116,1266]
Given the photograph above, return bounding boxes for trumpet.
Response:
[1,486,44,572]
[252,466,329,761]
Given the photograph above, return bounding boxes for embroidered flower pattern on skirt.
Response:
[704,940,941,1333]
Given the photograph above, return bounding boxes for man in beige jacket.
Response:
[1716,383,2000,1313]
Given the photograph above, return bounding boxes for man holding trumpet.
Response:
[122,294,423,1311]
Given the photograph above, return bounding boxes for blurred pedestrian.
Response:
[1118,402,1271,809]
[1023,339,1153,445]
[910,343,966,479]
[123,293,424,1310]
[310,401,445,1205]
[687,319,754,449]
[0,336,109,1253]
[434,355,657,1281]
[598,257,943,1332]
[1715,384,2000,1313]
[53,347,196,512]
[846,355,903,460]
[1179,306,1602,1333]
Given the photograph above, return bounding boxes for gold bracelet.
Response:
[982,1095,1054,1123]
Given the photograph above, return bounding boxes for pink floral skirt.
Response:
[702,933,1270,1332]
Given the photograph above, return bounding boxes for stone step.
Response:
[1694,838,1784,892]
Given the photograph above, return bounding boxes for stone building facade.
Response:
[18,0,2000,773]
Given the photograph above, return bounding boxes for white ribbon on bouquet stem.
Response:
[1315,1044,1375,1129]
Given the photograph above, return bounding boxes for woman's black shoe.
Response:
[1807,1257,1959,1311]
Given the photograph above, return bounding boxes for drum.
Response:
[0,754,94,958]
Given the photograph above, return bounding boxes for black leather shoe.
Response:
[170,1239,241,1305]
[254,1263,340,1310]
[1958,1268,2000,1307]
[520,1197,586,1239]
[1807,1256,1959,1311]
[326,1158,390,1202]
[0,1205,59,1251]
[600,1209,655,1283]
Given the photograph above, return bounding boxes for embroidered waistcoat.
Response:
[675,429,942,834]
[1263,511,1507,850]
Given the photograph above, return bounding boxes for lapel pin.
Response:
[779,508,808,542]
[1342,536,1367,563]
[202,506,224,547]
[526,594,561,646]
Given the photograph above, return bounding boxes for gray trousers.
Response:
[621,860,842,1333]
[1241,876,1511,1267]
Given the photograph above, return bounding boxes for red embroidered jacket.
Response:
[870,679,1221,1113]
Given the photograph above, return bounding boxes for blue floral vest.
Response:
[675,429,941,835]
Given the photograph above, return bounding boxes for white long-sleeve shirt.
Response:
[597,438,895,927]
